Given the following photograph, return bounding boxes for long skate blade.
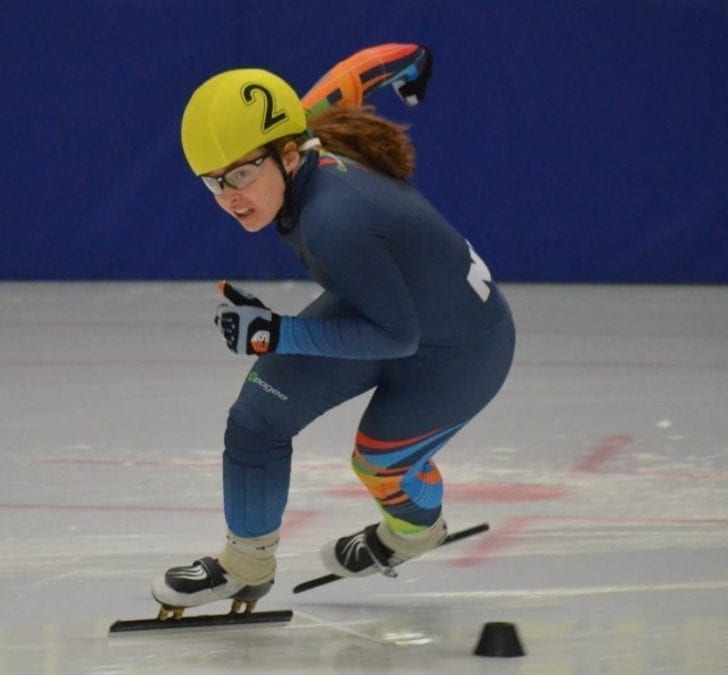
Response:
[293,573,341,594]
[293,522,489,594]
[109,609,293,633]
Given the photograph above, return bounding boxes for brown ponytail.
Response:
[276,106,416,180]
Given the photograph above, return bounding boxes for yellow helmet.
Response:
[181,69,307,175]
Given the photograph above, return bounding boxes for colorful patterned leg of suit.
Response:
[223,293,515,538]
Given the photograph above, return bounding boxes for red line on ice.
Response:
[446,483,570,501]
[534,514,728,527]
[0,502,319,532]
[571,435,632,473]
[0,502,221,514]
[280,510,319,536]
[41,458,347,471]
[450,516,536,567]
[41,458,220,468]
[446,512,728,567]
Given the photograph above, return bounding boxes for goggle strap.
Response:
[298,137,322,152]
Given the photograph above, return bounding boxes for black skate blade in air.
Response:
[109,609,293,633]
[293,522,489,594]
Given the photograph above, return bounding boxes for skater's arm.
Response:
[277,222,420,360]
[301,43,432,115]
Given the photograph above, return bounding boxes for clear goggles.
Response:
[200,151,271,195]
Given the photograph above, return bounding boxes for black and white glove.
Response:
[214,281,281,355]
[393,46,433,106]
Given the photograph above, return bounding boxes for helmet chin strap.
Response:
[268,144,294,225]
[270,137,322,228]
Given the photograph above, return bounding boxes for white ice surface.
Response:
[1,282,727,674]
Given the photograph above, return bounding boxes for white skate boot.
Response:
[151,530,278,618]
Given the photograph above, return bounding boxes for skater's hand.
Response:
[393,46,433,106]
[214,281,281,355]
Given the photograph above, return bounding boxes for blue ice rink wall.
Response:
[2,1,726,282]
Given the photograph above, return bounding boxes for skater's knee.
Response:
[225,405,291,464]
[226,405,268,449]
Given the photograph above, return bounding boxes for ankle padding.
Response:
[376,517,447,559]
[219,529,278,585]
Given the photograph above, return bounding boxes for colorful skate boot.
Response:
[319,517,448,578]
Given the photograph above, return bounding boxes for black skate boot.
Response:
[320,518,448,578]
[151,557,273,618]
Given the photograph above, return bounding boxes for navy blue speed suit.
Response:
[223,150,515,538]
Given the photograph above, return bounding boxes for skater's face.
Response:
[206,143,300,233]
